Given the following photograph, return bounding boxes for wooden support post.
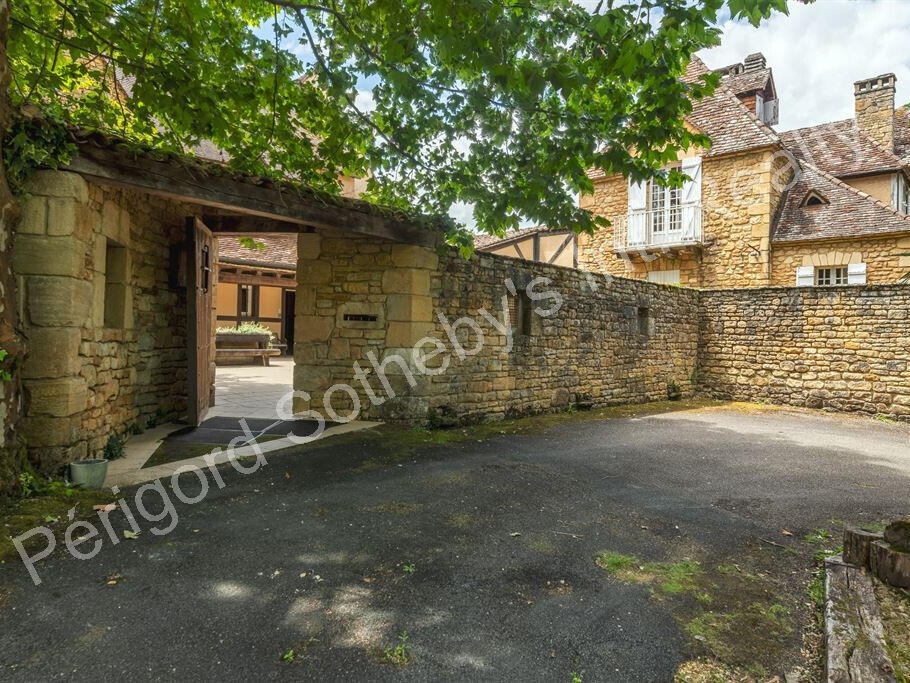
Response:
[843,527,884,568]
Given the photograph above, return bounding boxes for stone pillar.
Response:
[292,231,438,423]
[13,171,93,471]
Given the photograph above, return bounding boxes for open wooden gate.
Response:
[186,216,216,426]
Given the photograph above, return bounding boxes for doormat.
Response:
[142,417,335,469]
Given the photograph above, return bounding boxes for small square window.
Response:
[637,306,650,336]
[508,293,532,337]
[815,267,847,286]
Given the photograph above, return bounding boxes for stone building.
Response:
[479,54,910,289]
[6,65,910,480]
[215,235,297,349]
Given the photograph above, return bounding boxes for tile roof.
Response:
[587,57,780,181]
[779,119,903,178]
[720,68,773,97]
[217,235,297,270]
[772,160,910,243]
[473,225,559,250]
[682,56,780,158]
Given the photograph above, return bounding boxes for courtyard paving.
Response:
[1,401,908,680]
[210,356,295,419]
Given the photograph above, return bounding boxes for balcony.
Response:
[612,203,704,253]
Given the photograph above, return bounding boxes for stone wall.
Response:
[292,228,438,421]
[294,233,700,424]
[698,285,910,418]
[426,251,700,423]
[13,171,189,471]
[770,235,910,286]
[578,148,781,289]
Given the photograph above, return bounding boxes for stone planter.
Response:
[69,459,109,489]
[215,332,272,349]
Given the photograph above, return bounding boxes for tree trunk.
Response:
[0,0,26,502]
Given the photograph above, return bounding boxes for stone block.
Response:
[101,199,123,242]
[297,232,321,258]
[25,170,89,203]
[297,260,333,284]
[293,364,332,391]
[22,415,81,448]
[328,338,350,359]
[22,327,82,379]
[390,244,439,270]
[386,321,436,347]
[295,286,317,316]
[382,268,430,295]
[27,276,92,327]
[296,315,333,342]
[92,272,106,328]
[386,294,433,322]
[18,197,47,235]
[46,198,79,236]
[13,234,85,277]
[26,377,88,417]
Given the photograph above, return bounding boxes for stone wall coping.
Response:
[699,283,909,294]
[466,246,696,294]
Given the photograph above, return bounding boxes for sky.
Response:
[699,0,910,132]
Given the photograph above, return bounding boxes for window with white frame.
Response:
[815,266,848,286]
[649,180,682,234]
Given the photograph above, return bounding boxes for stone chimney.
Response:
[854,73,896,151]
[743,52,767,72]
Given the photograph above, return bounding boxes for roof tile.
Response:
[779,119,903,178]
[773,160,910,243]
[217,235,297,270]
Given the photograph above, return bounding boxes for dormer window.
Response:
[802,191,828,208]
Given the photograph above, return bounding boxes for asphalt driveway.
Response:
[1,401,908,680]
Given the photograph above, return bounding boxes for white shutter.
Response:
[647,269,681,285]
[628,179,647,211]
[899,174,910,214]
[681,157,702,239]
[755,93,764,122]
[796,265,815,287]
[681,157,702,204]
[628,179,647,246]
[764,99,779,126]
[847,263,867,285]
[893,174,899,210]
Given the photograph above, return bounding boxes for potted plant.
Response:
[667,380,682,401]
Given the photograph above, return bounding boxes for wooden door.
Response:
[186,216,215,426]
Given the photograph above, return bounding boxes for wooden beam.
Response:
[65,145,441,247]
[202,215,307,233]
[218,271,296,287]
[548,233,575,264]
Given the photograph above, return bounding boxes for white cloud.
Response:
[448,201,475,227]
[699,0,910,131]
[354,89,376,112]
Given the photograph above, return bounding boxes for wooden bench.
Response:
[215,347,282,366]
